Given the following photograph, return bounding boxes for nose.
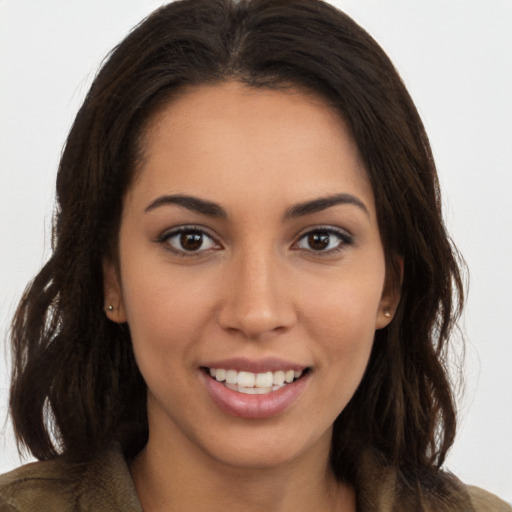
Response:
[217,248,297,340]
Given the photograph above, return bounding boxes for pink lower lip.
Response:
[201,370,309,419]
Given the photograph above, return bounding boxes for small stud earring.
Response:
[383,308,392,318]
[107,305,114,312]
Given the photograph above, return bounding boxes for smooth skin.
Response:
[104,82,399,512]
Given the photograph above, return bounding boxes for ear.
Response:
[103,259,127,323]
[375,256,403,329]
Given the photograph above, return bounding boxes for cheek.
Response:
[298,262,384,390]
[310,296,376,375]
[122,279,206,405]
[119,265,215,367]
[300,261,386,337]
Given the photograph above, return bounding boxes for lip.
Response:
[200,365,310,420]
[200,357,307,373]
[200,371,309,420]
[199,358,311,419]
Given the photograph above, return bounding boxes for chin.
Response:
[194,423,333,472]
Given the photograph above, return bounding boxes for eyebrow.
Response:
[144,194,227,218]
[284,193,369,219]
[144,192,369,219]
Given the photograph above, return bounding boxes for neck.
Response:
[130,429,354,512]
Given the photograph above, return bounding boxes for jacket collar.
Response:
[76,444,475,511]
[75,445,143,511]
[353,448,476,512]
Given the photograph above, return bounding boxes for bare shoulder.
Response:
[466,485,512,512]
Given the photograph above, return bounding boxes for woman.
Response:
[0,0,509,510]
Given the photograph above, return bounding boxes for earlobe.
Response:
[375,305,395,329]
[375,255,403,330]
[103,259,127,323]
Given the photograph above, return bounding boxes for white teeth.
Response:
[255,371,273,388]
[226,383,273,394]
[226,369,237,384]
[208,367,305,392]
[273,370,285,386]
[215,369,226,382]
[237,371,255,387]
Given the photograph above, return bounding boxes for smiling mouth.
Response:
[203,367,309,394]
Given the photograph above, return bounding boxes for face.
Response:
[105,82,397,471]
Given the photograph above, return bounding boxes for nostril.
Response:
[217,309,296,340]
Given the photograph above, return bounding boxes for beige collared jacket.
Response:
[0,446,510,511]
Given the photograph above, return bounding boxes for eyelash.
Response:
[293,227,353,255]
[156,225,353,257]
[156,226,221,256]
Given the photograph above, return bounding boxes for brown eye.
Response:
[180,232,204,251]
[295,228,352,253]
[161,228,218,254]
[307,232,330,251]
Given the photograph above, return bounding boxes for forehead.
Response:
[128,81,375,217]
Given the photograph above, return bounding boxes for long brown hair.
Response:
[9,0,464,484]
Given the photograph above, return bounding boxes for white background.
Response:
[1,0,511,502]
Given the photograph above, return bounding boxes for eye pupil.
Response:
[180,232,203,251]
[308,232,330,250]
